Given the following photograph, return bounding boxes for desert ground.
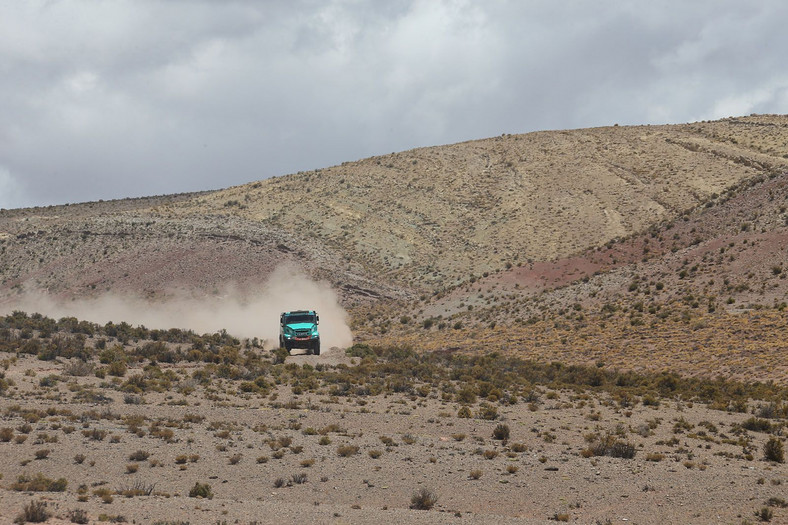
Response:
[0,317,786,524]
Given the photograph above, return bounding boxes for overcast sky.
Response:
[1,1,787,209]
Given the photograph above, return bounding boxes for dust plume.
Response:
[1,266,353,350]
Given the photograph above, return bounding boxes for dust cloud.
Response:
[2,266,354,350]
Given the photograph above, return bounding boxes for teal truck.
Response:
[279,310,320,355]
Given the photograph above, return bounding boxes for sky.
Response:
[1,0,787,210]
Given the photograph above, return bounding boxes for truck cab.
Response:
[279,310,320,355]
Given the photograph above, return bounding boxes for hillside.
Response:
[169,114,788,291]
[2,115,787,309]
[1,116,788,375]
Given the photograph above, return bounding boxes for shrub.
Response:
[583,433,636,459]
[336,445,359,457]
[128,450,149,462]
[126,463,139,474]
[107,360,127,377]
[743,417,773,433]
[82,428,107,441]
[67,508,89,524]
[0,427,13,442]
[766,497,788,508]
[33,449,50,460]
[476,403,498,420]
[764,437,785,463]
[188,482,213,499]
[483,450,499,460]
[410,487,438,510]
[11,473,67,492]
[756,506,773,522]
[457,406,472,418]
[74,454,86,464]
[492,424,510,441]
[510,442,528,453]
[228,454,242,465]
[15,500,50,523]
[469,469,482,480]
[368,450,382,459]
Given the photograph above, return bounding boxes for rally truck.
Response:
[279,310,320,355]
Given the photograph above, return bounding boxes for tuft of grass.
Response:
[126,463,139,474]
[291,472,307,484]
[228,454,242,465]
[300,458,315,468]
[402,434,417,445]
[469,469,483,480]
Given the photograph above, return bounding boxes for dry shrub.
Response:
[410,487,438,510]
[764,437,785,463]
[15,500,50,523]
[336,445,359,457]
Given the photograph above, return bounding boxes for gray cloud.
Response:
[1,0,787,208]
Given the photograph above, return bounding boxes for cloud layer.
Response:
[2,1,787,208]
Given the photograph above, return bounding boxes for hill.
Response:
[3,114,787,309]
[1,115,788,381]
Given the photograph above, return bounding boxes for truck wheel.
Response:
[314,341,320,356]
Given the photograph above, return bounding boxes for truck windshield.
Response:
[286,314,315,324]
